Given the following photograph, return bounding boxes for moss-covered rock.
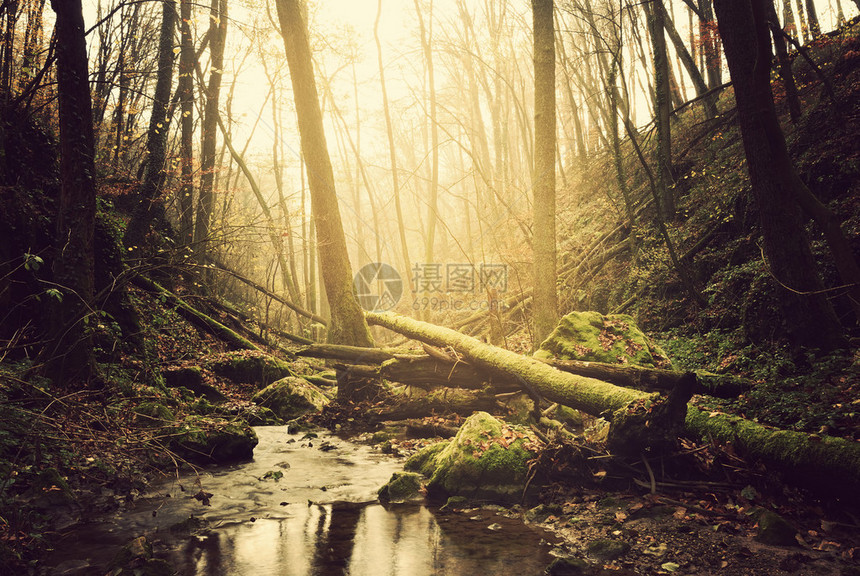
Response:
[132,402,175,427]
[534,311,670,368]
[404,412,540,503]
[163,366,227,402]
[754,509,798,546]
[252,376,330,421]
[377,472,425,504]
[405,440,450,476]
[586,538,631,561]
[207,351,295,387]
[171,416,258,464]
[243,405,284,426]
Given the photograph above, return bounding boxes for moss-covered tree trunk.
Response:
[366,311,654,416]
[685,407,860,502]
[274,0,373,349]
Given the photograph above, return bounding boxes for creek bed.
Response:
[46,426,559,575]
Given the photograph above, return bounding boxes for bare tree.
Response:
[274,0,373,348]
[193,0,228,259]
[532,0,558,344]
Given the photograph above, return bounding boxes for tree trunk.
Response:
[193,0,227,258]
[274,0,373,348]
[532,0,558,346]
[646,0,675,221]
[374,0,411,291]
[803,0,820,38]
[713,0,845,349]
[133,276,261,351]
[367,311,693,456]
[685,408,860,502]
[124,0,177,252]
[413,0,440,315]
[371,313,858,499]
[178,0,195,248]
[767,0,802,124]
[661,2,717,118]
[47,0,96,384]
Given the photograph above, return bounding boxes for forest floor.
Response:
[2,281,859,575]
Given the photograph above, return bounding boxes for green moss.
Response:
[133,402,175,426]
[377,472,424,503]
[171,416,258,464]
[405,440,450,476]
[207,351,295,387]
[685,406,860,497]
[251,376,330,420]
[535,311,669,367]
[411,412,538,502]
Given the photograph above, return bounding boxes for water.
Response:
[46,427,558,575]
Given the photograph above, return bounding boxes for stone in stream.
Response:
[170,416,258,464]
[377,472,425,504]
[251,376,331,421]
[404,411,541,503]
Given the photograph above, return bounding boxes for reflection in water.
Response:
[167,503,556,576]
[47,427,556,576]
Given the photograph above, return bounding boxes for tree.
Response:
[713,0,844,350]
[645,0,675,221]
[375,0,411,290]
[177,0,195,247]
[124,0,177,252]
[273,0,373,348]
[532,0,557,345]
[47,0,96,383]
[193,0,228,259]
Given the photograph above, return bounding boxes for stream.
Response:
[46,426,559,575]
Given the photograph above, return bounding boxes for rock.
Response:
[403,412,540,503]
[109,536,173,576]
[586,538,631,562]
[252,376,330,420]
[377,472,425,504]
[132,401,175,427]
[243,405,284,426]
[525,503,563,523]
[171,416,258,464]
[502,392,537,425]
[546,557,592,575]
[163,366,227,402]
[534,311,670,367]
[207,351,295,387]
[754,509,798,546]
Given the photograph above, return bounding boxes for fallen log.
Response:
[133,276,260,351]
[363,388,503,421]
[539,358,752,398]
[685,407,860,502]
[364,312,860,497]
[298,343,520,392]
[365,311,656,417]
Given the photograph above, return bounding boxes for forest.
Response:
[1,0,860,573]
